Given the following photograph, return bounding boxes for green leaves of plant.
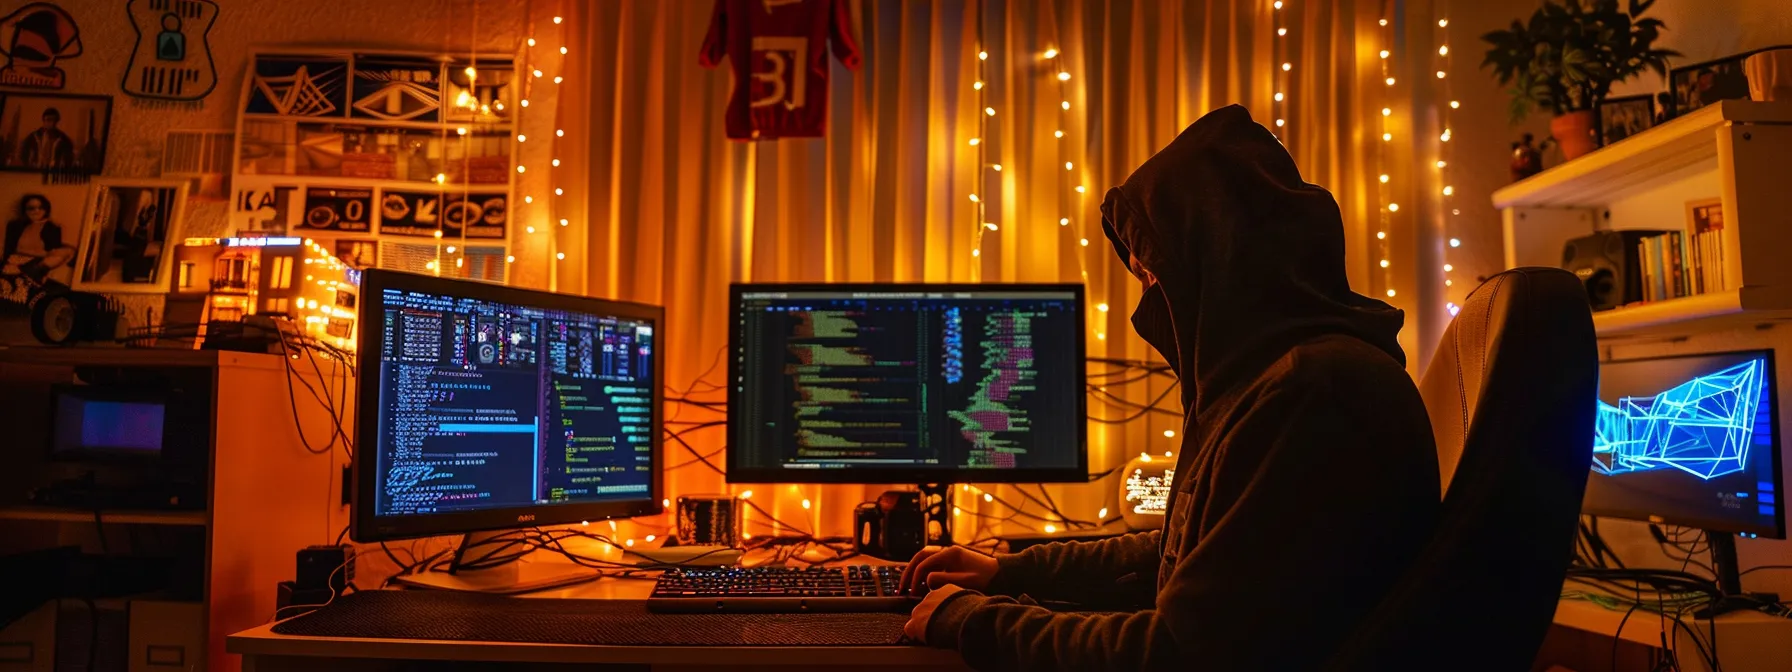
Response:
[1480,0,1679,125]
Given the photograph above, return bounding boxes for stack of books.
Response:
[1637,223,1725,303]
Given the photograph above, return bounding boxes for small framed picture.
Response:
[1686,198,1725,233]
[74,179,189,293]
[0,92,112,177]
[1672,54,1753,117]
[0,183,88,305]
[1598,94,1655,146]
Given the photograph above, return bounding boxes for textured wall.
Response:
[28,0,525,238]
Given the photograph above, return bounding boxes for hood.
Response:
[1100,105,1406,415]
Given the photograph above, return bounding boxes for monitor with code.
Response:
[353,270,663,542]
[1584,349,1785,538]
[727,283,1088,484]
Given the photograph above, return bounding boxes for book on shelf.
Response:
[1633,228,1723,305]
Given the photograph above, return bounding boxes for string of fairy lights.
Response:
[1272,0,1290,136]
[969,4,989,275]
[1435,5,1463,317]
[1376,8,1396,301]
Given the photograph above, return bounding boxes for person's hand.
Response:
[902,583,963,643]
[900,545,998,595]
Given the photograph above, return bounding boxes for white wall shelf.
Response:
[1496,100,1792,340]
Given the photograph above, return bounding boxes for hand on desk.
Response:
[902,583,964,644]
[899,545,998,595]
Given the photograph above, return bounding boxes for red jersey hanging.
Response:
[699,0,861,141]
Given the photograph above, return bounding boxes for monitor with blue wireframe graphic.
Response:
[1584,349,1785,538]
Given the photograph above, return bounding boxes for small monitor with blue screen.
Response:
[1584,349,1784,538]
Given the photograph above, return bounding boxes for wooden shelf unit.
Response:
[1495,100,1792,340]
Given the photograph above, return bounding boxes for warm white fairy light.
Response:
[970,29,990,272]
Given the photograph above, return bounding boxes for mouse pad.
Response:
[271,591,910,646]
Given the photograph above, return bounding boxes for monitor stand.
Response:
[390,530,598,595]
[1693,531,1778,618]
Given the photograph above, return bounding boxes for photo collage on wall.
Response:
[231,51,515,280]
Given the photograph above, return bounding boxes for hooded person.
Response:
[900,105,1441,670]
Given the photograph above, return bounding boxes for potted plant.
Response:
[1481,0,1678,160]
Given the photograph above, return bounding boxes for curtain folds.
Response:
[548,0,1390,541]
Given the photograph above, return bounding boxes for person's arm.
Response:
[927,377,1439,671]
[983,530,1160,605]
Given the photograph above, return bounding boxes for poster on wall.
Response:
[443,58,514,123]
[232,184,298,233]
[443,192,506,239]
[352,55,442,123]
[377,189,441,237]
[74,179,188,294]
[246,55,348,118]
[0,92,110,178]
[300,186,371,233]
[0,3,82,90]
[122,0,219,101]
[0,181,85,305]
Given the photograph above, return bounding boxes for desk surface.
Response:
[228,574,966,669]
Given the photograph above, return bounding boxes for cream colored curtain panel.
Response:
[527,0,1390,541]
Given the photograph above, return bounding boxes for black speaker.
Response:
[1560,230,1668,311]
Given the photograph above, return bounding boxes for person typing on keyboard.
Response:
[898,105,1441,670]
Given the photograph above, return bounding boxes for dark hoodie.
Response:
[925,106,1440,670]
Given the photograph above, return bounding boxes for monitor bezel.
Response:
[351,269,665,543]
[725,282,1091,485]
[1583,348,1786,539]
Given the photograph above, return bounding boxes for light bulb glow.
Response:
[1282,62,1292,71]
[1438,19,1448,27]
[1044,524,1057,533]
[1097,303,1109,312]
[1059,217,1070,226]
[1382,107,1391,116]
[556,252,565,260]
[553,15,562,23]
[1379,18,1388,26]
[973,81,983,90]
[1388,203,1400,212]
[1450,100,1461,109]
[1380,259,1390,268]
[969,193,980,203]
[972,249,980,257]
[1058,72,1071,81]
[1449,238,1461,247]
[1443,263,1454,272]
[1079,238,1089,246]
[1442,186,1454,196]
[1382,132,1392,142]
[1386,289,1397,297]
[983,222,998,230]
[1099,507,1109,518]
[984,493,994,503]
[1273,0,1283,8]
[505,255,515,263]
[1439,46,1450,56]
[1278,27,1287,36]
[801,499,812,510]
[1163,429,1176,438]
[560,218,569,226]
[968,137,981,146]
[1044,48,1060,59]
[1275,118,1285,127]
[1376,231,1387,239]
[1380,50,1390,59]
[559,46,568,55]
[1275,92,1285,102]
[740,490,753,500]
[1386,77,1396,86]
[1436,70,1447,79]
[1436,160,1447,168]
[992,164,1002,171]
[1054,130,1064,138]
[1074,185,1086,193]
[1379,174,1390,183]
[979,51,988,60]
[1061,100,1071,110]
[1065,161,1074,170]
[985,106,995,116]
[528,38,536,47]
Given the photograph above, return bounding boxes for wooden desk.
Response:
[1550,598,1792,672]
[227,575,971,671]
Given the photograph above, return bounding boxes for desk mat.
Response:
[272,591,910,646]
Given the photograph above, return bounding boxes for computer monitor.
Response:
[1585,349,1784,609]
[1585,349,1783,539]
[727,283,1088,484]
[352,270,663,578]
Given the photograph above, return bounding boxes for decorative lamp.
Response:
[1119,453,1175,530]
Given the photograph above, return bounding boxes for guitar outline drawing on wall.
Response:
[121,0,219,101]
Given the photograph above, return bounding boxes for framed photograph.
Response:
[1598,94,1655,146]
[0,182,88,304]
[1672,54,1754,117]
[73,179,189,293]
[0,92,111,176]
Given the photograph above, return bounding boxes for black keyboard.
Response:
[647,565,917,613]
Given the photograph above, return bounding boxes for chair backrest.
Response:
[1327,267,1598,671]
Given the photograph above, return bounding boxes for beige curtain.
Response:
[533,0,1394,543]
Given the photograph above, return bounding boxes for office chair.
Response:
[1326,267,1598,671]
